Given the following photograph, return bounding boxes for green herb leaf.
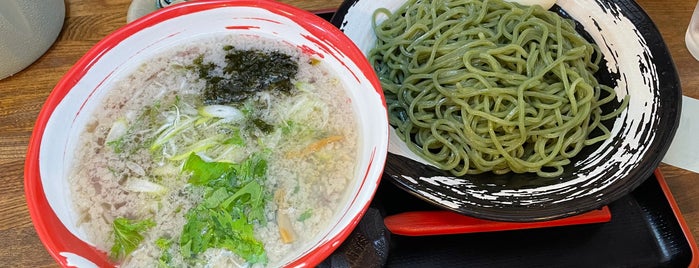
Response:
[237,154,267,183]
[222,180,266,224]
[110,217,155,260]
[222,129,245,146]
[155,238,173,267]
[298,209,313,222]
[180,206,267,264]
[182,153,235,186]
[179,154,270,265]
[203,187,230,209]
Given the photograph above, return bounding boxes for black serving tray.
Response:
[319,171,697,268]
[311,10,696,268]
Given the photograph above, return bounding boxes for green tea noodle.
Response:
[369,0,629,177]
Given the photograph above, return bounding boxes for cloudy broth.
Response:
[68,34,359,267]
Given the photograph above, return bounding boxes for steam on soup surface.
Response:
[68,35,359,267]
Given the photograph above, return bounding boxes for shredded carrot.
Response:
[279,227,295,244]
[287,135,343,158]
[277,211,296,244]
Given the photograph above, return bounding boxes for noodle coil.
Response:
[368,0,629,177]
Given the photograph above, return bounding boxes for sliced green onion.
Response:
[199,105,244,122]
[124,178,167,195]
[106,118,128,142]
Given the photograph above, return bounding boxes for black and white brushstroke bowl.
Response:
[331,0,682,222]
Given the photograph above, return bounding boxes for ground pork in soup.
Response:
[68,34,359,267]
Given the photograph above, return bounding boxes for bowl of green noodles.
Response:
[331,0,681,221]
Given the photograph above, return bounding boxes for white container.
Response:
[686,1,699,61]
[0,0,65,80]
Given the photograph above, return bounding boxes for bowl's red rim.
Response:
[24,0,387,267]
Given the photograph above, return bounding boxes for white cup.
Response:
[686,1,699,61]
[127,0,188,23]
[0,0,65,80]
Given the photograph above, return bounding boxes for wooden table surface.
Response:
[1,0,698,267]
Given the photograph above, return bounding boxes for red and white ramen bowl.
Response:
[24,1,388,267]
